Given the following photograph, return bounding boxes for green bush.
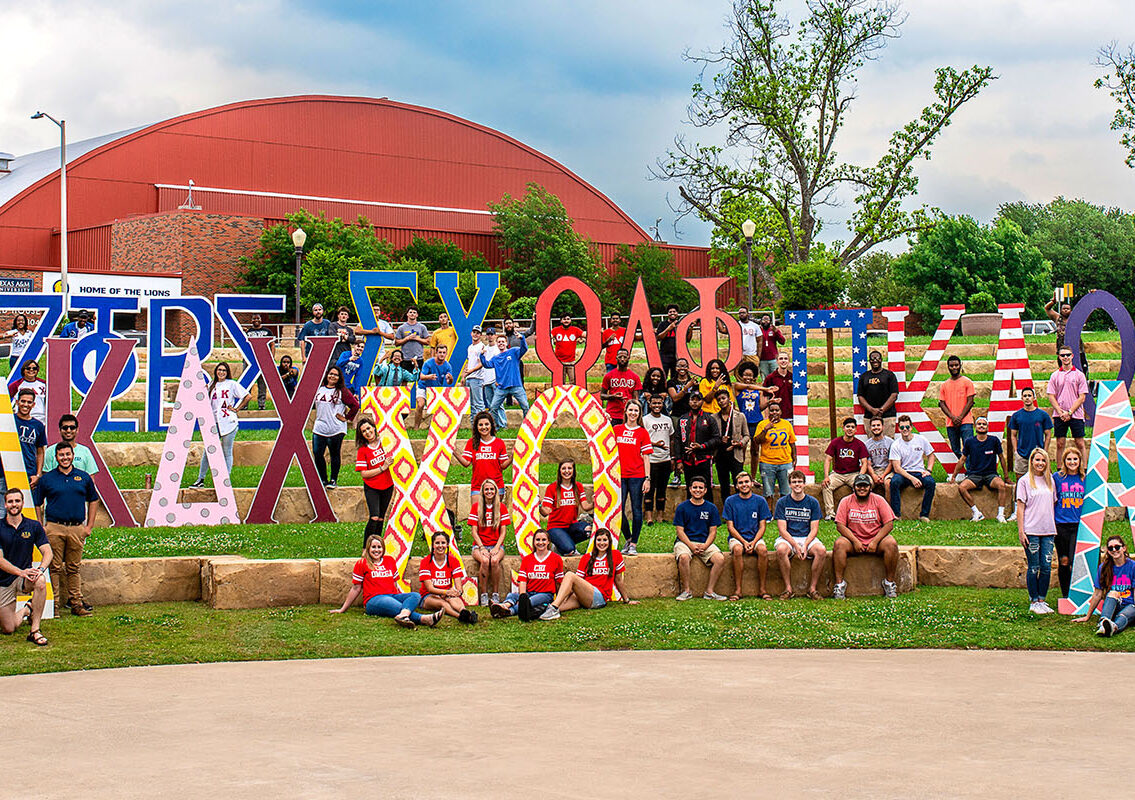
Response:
[775,251,847,314]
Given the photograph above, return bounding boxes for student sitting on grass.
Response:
[539,529,637,620]
[491,529,564,620]
[418,531,477,624]
[1075,535,1135,637]
[332,534,443,629]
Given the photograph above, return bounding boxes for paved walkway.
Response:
[2,649,1118,798]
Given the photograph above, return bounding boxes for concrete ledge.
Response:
[82,557,204,606]
[916,546,1057,589]
[202,558,320,609]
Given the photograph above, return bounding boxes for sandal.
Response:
[425,610,444,628]
[779,590,794,600]
[728,594,741,602]
[806,590,823,601]
[759,593,773,601]
[394,614,416,630]
[26,629,48,647]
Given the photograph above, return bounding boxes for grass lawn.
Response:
[2,586,1129,677]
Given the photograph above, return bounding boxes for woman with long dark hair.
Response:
[491,529,564,620]
[1075,535,1135,636]
[332,534,443,628]
[2,313,35,370]
[457,411,510,499]
[418,531,477,624]
[640,367,671,415]
[277,354,298,397]
[613,399,652,555]
[699,358,734,414]
[355,417,394,526]
[191,362,249,488]
[541,459,593,556]
[468,479,511,607]
[311,365,359,490]
[539,529,638,620]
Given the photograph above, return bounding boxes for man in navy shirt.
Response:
[39,442,100,616]
[0,487,52,645]
[673,476,726,601]
[723,471,772,600]
[958,414,1011,523]
[1006,387,1053,521]
[294,303,332,362]
[774,470,826,599]
[14,389,46,513]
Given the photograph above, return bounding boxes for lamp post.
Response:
[292,227,307,324]
[31,111,67,311]
[741,218,756,309]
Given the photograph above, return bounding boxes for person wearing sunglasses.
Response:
[7,359,46,425]
[1074,536,1135,636]
[1046,347,1088,467]
[887,415,936,521]
[42,415,99,477]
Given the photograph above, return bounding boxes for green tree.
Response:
[845,251,916,309]
[1095,42,1135,167]
[654,0,994,289]
[997,198,1135,317]
[707,193,802,304]
[774,247,846,314]
[394,237,512,320]
[892,216,1051,328]
[489,183,608,313]
[608,242,698,311]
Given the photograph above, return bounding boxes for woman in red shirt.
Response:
[541,460,594,556]
[355,418,394,528]
[538,529,638,620]
[332,534,443,628]
[418,531,477,624]
[613,400,653,556]
[468,479,511,607]
[490,529,565,621]
[457,412,510,498]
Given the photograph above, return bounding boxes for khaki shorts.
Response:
[1013,452,1030,476]
[0,577,31,606]
[674,540,722,565]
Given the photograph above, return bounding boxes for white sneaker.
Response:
[491,592,500,604]
[1007,511,1017,523]
[539,604,561,621]
[996,512,1007,524]
[832,581,847,600]
[1037,601,1055,614]
[954,471,966,483]
[703,590,727,601]
[480,593,489,607]
[1101,617,1117,636]
[1029,601,1043,614]
[1097,620,1109,636]
[882,579,898,598]
[970,507,985,522]
[676,590,692,602]
[625,542,638,556]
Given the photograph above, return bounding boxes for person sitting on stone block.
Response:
[672,475,727,602]
[773,469,826,600]
[723,471,772,601]
[887,414,936,522]
[821,416,870,520]
[833,473,899,600]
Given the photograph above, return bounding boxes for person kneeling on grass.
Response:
[540,529,637,620]
[773,470,825,600]
[0,487,52,646]
[1075,535,1135,636]
[332,534,443,629]
[492,529,565,621]
[673,475,727,601]
[723,471,771,601]
[833,473,899,599]
[418,531,477,625]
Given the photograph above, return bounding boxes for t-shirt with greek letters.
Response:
[463,436,508,490]
[613,424,653,479]
[601,369,642,419]
[553,326,584,362]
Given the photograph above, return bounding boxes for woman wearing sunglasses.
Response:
[1074,535,1135,637]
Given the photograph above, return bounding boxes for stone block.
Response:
[915,546,1056,588]
[82,557,203,605]
[203,557,319,609]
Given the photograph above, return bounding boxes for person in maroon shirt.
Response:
[600,349,642,425]
[757,314,786,378]
[821,417,870,519]
[762,352,793,416]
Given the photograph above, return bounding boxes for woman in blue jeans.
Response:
[332,534,443,628]
[1075,535,1135,636]
[613,400,652,556]
[1016,447,1056,614]
[541,460,593,556]
[490,530,565,620]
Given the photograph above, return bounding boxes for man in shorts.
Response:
[863,416,894,497]
[673,476,726,601]
[0,487,52,645]
[1046,346,1089,464]
[723,471,772,600]
[957,414,1011,523]
[773,469,826,599]
[833,473,899,599]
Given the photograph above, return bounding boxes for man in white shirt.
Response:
[478,328,502,429]
[353,303,397,362]
[888,414,936,522]
[643,394,675,524]
[462,326,489,420]
[737,307,759,359]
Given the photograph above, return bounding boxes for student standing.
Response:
[295,303,332,363]
[1005,388,1053,521]
[311,366,359,490]
[245,313,273,410]
[354,418,394,528]
[8,360,47,425]
[1053,448,1086,599]
[938,355,975,471]
[613,400,652,555]
[642,394,675,524]
[39,443,99,617]
[1,313,36,371]
[191,363,250,489]
[1046,346,1089,465]
[600,349,641,426]
[656,305,681,382]
[757,313,786,378]
[13,389,46,514]
[1016,448,1057,614]
[457,412,510,498]
[394,307,430,372]
[857,351,899,436]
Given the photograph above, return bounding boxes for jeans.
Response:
[255,374,268,410]
[480,383,503,429]
[1024,535,1054,603]
[946,423,974,457]
[197,429,237,484]
[890,471,936,518]
[1101,597,1135,633]
[466,378,486,417]
[312,432,345,485]
[621,476,645,544]
[759,463,790,498]
[489,384,529,428]
[548,522,591,555]
[645,461,672,512]
[364,592,423,622]
[503,591,554,616]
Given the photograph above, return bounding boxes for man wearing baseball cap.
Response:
[833,472,899,599]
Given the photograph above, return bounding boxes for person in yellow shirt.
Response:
[428,312,459,358]
[752,401,797,507]
[699,359,736,414]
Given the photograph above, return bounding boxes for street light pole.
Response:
[31,111,67,311]
[291,227,307,324]
[741,218,756,309]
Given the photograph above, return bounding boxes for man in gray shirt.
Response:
[395,307,430,371]
[863,416,894,498]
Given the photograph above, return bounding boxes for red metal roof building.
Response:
[0,95,728,306]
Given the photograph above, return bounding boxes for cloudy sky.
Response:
[1,0,1130,249]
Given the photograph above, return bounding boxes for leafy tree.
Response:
[654,0,994,289]
[394,237,512,320]
[997,197,1135,318]
[489,183,608,313]
[892,216,1051,328]
[1095,42,1135,167]
[846,250,915,309]
[707,192,801,304]
[774,247,847,315]
[608,242,698,311]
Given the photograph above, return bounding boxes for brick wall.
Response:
[0,269,45,331]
